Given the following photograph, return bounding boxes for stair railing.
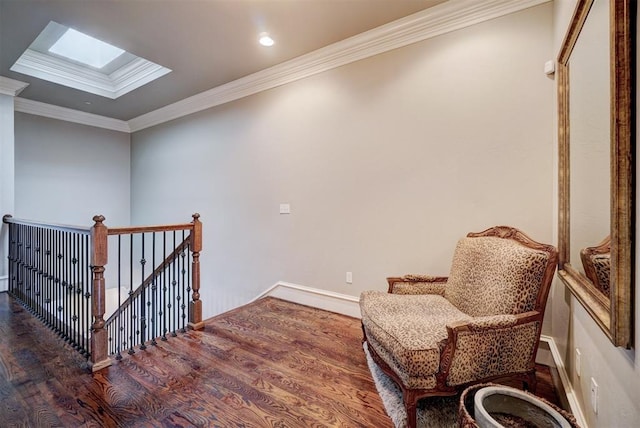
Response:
[2,213,202,372]
[3,215,94,358]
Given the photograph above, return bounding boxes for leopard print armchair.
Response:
[360,226,558,428]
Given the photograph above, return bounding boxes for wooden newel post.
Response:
[188,213,204,330]
[89,215,111,371]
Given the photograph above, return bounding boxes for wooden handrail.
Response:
[107,223,194,235]
[104,236,190,326]
[3,214,91,234]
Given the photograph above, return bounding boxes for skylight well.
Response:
[49,28,125,69]
[11,21,171,99]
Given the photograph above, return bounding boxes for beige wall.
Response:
[131,4,554,317]
[551,1,640,426]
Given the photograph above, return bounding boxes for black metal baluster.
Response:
[151,232,157,345]
[66,231,71,343]
[26,225,32,310]
[34,227,40,320]
[187,237,191,323]
[27,225,31,312]
[162,232,167,341]
[116,235,122,360]
[19,224,24,301]
[171,230,177,337]
[72,233,78,349]
[14,223,19,300]
[45,227,51,328]
[22,224,27,307]
[29,225,34,308]
[42,227,48,324]
[55,229,60,333]
[58,229,63,335]
[51,229,56,333]
[139,233,147,350]
[22,225,28,309]
[34,226,39,318]
[48,228,53,330]
[79,233,84,354]
[84,234,91,357]
[22,224,29,308]
[46,226,51,325]
[128,234,135,354]
[59,230,64,338]
[7,224,13,295]
[21,224,26,302]
[79,232,84,352]
[75,232,81,350]
[50,227,55,329]
[180,230,186,333]
[14,224,19,299]
[34,226,40,319]
[63,230,68,339]
[30,226,35,310]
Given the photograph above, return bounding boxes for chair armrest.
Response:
[439,311,542,387]
[386,275,448,295]
[451,312,540,332]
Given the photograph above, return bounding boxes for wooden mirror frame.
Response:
[558,0,634,348]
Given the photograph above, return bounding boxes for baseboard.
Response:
[539,334,587,428]
[255,281,361,318]
[0,276,7,293]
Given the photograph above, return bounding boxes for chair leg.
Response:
[524,370,538,394]
[403,391,418,428]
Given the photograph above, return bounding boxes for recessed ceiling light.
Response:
[258,33,274,47]
[49,28,125,69]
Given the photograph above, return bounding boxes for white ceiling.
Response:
[0,0,445,121]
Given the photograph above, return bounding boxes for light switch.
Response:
[279,203,291,214]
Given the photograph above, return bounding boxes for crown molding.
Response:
[14,97,130,132]
[128,0,550,132]
[0,76,29,96]
[10,49,170,100]
[7,0,549,133]
[110,58,171,97]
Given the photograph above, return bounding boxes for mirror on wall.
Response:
[557,0,634,348]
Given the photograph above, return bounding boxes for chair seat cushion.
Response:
[360,291,471,383]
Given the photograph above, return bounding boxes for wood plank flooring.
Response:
[0,292,563,427]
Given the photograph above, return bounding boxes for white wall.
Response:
[131,4,555,318]
[14,113,131,227]
[550,1,640,427]
[0,94,16,290]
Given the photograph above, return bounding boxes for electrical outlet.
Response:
[590,377,598,414]
[346,272,353,284]
[575,348,582,378]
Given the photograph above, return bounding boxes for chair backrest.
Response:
[444,226,558,317]
[580,235,611,297]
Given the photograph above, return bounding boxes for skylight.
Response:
[11,21,171,99]
[49,28,124,69]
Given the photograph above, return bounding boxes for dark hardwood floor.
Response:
[0,292,562,427]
